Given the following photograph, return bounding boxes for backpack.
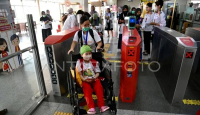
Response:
[78,29,104,49]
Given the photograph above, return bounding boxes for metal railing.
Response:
[0,46,33,62]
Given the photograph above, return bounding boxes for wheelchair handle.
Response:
[69,51,74,55]
[97,49,103,53]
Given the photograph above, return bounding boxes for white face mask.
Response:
[83,54,92,61]
[155,7,158,11]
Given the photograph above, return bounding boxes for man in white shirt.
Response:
[141,3,154,55]
[62,8,78,31]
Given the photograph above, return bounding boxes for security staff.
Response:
[150,0,166,31]
[141,3,154,55]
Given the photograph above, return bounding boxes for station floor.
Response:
[0,21,199,115]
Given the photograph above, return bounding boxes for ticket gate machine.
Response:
[45,27,80,96]
[151,27,197,105]
[185,27,200,91]
[119,16,141,103]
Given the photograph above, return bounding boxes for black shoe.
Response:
[0,109,8,115]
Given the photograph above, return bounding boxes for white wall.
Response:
[117,0,140,8]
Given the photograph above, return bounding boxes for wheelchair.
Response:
[67,52,117,115]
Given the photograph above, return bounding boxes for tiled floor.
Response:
[32,102,187,115]
[1,21,199,115]
[31,23,196,115]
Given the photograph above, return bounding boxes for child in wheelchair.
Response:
[76,45,110,114]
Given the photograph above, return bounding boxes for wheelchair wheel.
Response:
[109,94,117,115]
[73,92,80,115]
[67,72,72,105]
[68,72,74,106]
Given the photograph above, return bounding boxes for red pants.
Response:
[82,79,105,109]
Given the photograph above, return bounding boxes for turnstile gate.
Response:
[185,27,200,91]
[151,27,197,106]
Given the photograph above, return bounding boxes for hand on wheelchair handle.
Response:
[68,49,74,55]
[96,48,103,52]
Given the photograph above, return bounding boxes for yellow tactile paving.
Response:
[183,99,200,106]
[108,60,149,65]
[104,44,111,52]
[103,44,116,58]
[103,53,115,57]
[54,111,73,115]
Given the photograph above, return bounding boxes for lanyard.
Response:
[82,31,89,45]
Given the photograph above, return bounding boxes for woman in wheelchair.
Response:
[76,45,110,114]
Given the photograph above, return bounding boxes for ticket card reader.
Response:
[128,37,137,44]
[128,16,136,30]
[119,16,141,103]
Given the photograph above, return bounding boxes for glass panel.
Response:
[0,51,44,115]
[14,6,26,23]
[23,6,39,23]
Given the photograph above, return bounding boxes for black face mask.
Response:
[123,11,128,15]
[136,14,141,18]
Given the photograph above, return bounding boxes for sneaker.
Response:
[100,106,110,113]
[87,108,96,114]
